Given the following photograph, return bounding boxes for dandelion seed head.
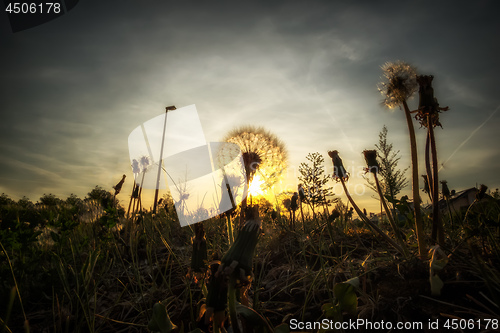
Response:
[220,125,287,190]
[379,61,418,109]
[131,159,140,174]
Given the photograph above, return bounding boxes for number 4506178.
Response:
[5,2,61,14]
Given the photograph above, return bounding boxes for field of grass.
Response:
[1,186,499,333]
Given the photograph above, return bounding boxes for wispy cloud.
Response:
[439,105,499,172]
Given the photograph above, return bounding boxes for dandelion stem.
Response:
[126,182,136,219]
[226,215,234,246]
[153,109,169,214]
[403,100,426,258]
[425,131,434,197]
[429,116,444,245]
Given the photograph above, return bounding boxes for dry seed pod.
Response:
[363,150,379,174]
[328,150,348,181]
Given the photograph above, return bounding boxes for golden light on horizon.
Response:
[248,174,266,197]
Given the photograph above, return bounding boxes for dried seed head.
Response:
[329,209,341,221]
[328,150,348,181]
[298,184,306,201]
[363,150,379,174]
[379,61,418,109]
[414,74,450,128]
[140,156,150,172]
[290,192,298,211]
[440,181,450,199]
[132,159,140,174]
[476,184,488,200]
[113,174,126,196]
[283,198,291,210]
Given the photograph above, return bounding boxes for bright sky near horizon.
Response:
[1,1,499,215]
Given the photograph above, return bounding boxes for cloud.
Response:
[1,0,499,211]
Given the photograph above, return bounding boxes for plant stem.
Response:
[226,215,234,246]
[299,201,305,232]
[126,182,136,219]
[403,100,426,258]
[425,131,434,201]
[428,120,444,245]
[239,195,247,228]
[427,117,438,242]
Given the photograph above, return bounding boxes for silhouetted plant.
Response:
[379,61,426,258]
[328,150,405,255]
[222,126,287,225]
[363,149,408,257]
[364,125,408,208]
[298,152,335,219]
[414,74,449,245]
[441,180,455,229]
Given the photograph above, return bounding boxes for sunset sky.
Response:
[1,1,499,215]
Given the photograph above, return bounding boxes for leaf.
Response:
[429,246,448,272]
[321,303,338,318]
[236,303,274,333]
[274,323,290,333]
[430,273,444,296]
[333,277,359,316]
[148,302,177,333]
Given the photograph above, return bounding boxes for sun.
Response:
[248,175,266,197]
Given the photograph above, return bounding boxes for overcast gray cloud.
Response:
[1,0,499,212]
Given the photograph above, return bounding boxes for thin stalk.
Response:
[425,131,434,197]
[322,195,330,219]
[299,201,305,232]
[226,215,234,245]
[429,120,444,245]
[463,199,479,225]
[339,177,405,255]
[222,172,236,245]
[374,173,409,258]
[427,119,438,242]
[403,100,426,258]
[239,195,247,228]
[133,172,146,219]
[153,109,169,214]
[126,181,137,219]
